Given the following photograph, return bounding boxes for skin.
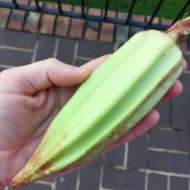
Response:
[0,56,187,189]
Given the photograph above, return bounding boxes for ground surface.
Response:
[0,28,190,190]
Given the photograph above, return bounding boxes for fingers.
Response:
[106,109,160,152]
[81,54,111,71]
[160,59,187,102]
[182,59,187,71]
[0,55,110,95]
[161,80,183,102]
[106,60,187,151]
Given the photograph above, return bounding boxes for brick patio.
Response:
[0,27,190,190]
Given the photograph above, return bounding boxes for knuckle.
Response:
[0,67,15,79]
[47,58,60,65]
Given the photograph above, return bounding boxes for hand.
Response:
[0,56,186,188]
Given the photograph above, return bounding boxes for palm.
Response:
[0,80,78,185]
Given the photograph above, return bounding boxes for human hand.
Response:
[0,56,186,188]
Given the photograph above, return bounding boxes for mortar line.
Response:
[123,143,129,168]
[96,163,190,178]
[75,55,93,61]
[157,126,190,132]
[51,178,57,190]
[36,180,54,186]
[72,41,79,65]
[32,40,39,62]
[53,38,60,58]
[75,171,81,190]
[138,168,190,178]
[184,70,190,74]
[0,64,12,68]
[156,127,176,131]
[144,172,149,190]
[0,45,33,52]
[149,147,189,155]
[99,166,104,190]
[166,176,170,190]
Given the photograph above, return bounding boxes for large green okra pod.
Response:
[11,17,190,188]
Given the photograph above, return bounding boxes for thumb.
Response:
[0,58,91,95]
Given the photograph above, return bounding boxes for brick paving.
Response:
[1,1,186,45]
[0,25,190,190]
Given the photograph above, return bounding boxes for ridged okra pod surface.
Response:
[12,18,190,188]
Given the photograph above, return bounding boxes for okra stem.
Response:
[167,17,190,42]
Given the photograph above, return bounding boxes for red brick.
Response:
[85,27,98,41]
[55,16,70,36]
[132,14,145,22]
[2,0,12,2]
[84,8,100,41]
[44,2,57,9]
[162,18,172,26]
[117,12,127,20]
[146,16,159,24]
[0,8,10,29]
[16,0,29,5]
[107,10,116,18]
[40,14,56,34]
[69,18,85,38]
[62,4,72,12]
[74,6,82,13]
[27,0,43,9]
[88,8,101,16]
[38,3,57,34]
[24,12,39,33]
[8,10,25,30]
[100,23,114,42]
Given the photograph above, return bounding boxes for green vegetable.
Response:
[12,17,190,188]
